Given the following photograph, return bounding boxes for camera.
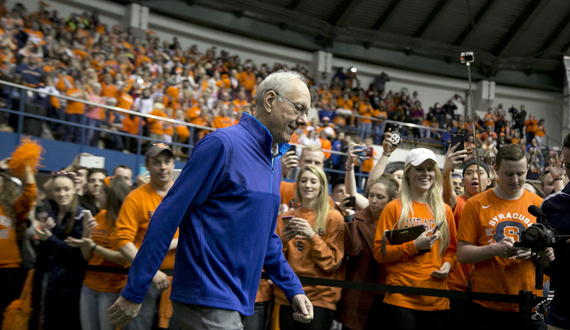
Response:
[514,206,564,289]
[460,52,474,64]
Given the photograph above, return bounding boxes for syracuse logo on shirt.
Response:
[487,212,533,244]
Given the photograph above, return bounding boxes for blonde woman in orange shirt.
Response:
[373,148,456,330]
[274,165,344,330]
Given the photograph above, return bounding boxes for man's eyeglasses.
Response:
[273,91,309,117]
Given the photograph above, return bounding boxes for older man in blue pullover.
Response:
[109,70,314,329]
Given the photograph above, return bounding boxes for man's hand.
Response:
[152,270,170,291]
[492,237,520,259]
[431,262,451,279]
[536,247,555,266]
[291,294,313,324]
[136,172,150,187]
[281,150,298,172]
[382,132,401,155]
[549,151,565,180]
[108,295,142,327]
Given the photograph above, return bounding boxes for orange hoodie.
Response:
[273,208,345,310]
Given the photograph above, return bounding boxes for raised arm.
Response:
[442,143,468,209]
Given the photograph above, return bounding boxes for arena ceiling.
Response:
[119,0,570,91]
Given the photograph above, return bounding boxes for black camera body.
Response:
[514,206,562,289]
[515,222,557,251]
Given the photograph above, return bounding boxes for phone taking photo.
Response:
[451,134,465,151]
[355,146,374,158]
[345,196,356,208]
[432,221,443,234]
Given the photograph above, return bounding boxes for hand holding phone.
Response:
[354,146,374,158]
[450,134,465,152]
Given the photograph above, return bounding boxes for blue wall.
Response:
[0,132,187,175]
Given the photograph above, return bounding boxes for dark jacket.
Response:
[38,205,87,293]
[542,183,570,328]
[338,207,386,330]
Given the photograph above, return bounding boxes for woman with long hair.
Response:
[338,174,399,330]
[273,165,344,330]
[65,176,131,330]
[0,165,37,325]
[35,171,88,330]
[373,148,457,330]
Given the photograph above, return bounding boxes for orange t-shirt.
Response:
[447,195,473,291]
[186,106,201,123]
[361,150,378,173]
[535,124,545,137]
[101,82,118,98]
[122,116,141,135]
[232,99,249,110]
[117,92,134,110]
[484,113,495,127]
[115,183,179,270]
[320,138,331,159]
[237,71,256,91]
[273,208,345,310]
[65,89,85,114]
[212,115,233,129]
[83,210,128,293]
[0,184,37,268]
[373,199,457,311]
[525,119,537,133]
[148,109,168,135]
[457,189,543,312]
[175,124,190,141]
[359,104,374,124]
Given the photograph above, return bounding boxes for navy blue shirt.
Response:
[541,183,570,328]
[122,113,304,315]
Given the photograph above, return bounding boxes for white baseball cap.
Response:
[405,148,437,167]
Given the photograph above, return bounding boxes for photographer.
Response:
[510,105,527,139]
[541,133,570,330]
[457,144,554,329]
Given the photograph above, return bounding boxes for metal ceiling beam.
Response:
[490,0,550,57]
[370,0,401,30]
[329,0,366,27]
[536,9,570,58]
[452,0,499,46]
[412,0,452,38]
[287,0,304,10]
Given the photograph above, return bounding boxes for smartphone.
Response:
[355,146,374,158]
[432,221,443,234]
[388,123,402,146]
[451,134,465,151]
[346,196,356,208]
[81,209,93,220]
[282,215,293,226]
[79,155,105,169]
[289,145,296,154]
[172,169,182,182]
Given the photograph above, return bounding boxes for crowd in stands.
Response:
[0,1,552,172]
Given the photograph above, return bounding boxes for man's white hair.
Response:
[255,70,308,108]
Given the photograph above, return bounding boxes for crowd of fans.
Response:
[0,1,551,172]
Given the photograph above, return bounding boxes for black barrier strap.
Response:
[86,265,527,304]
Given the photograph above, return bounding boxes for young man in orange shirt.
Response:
[457,144,555,329]
[63,80,88,143]
[114,144,180,330]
